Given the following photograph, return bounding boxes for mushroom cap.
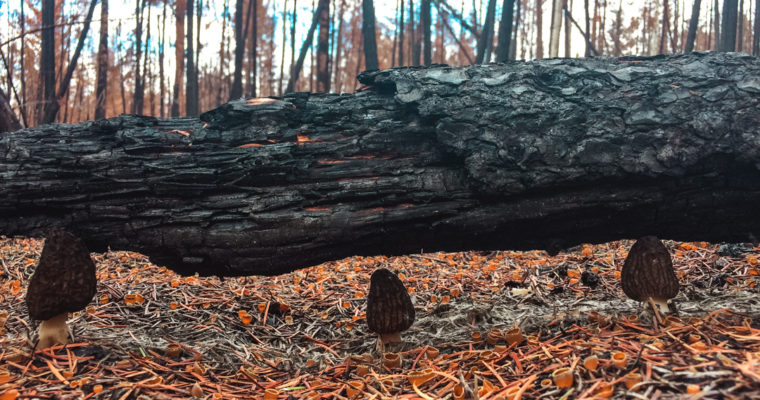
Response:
[621,236,679,302]
[26,231,97,321]
[366,268,415,335]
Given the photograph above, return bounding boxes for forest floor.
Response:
[1,237,760,400]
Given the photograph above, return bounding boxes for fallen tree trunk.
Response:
[2,52,760,276]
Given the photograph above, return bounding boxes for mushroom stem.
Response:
[379,332,402,344]
[37,313,70,349]
[648,297,670,314]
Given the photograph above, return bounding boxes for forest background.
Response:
[0,0,758,130]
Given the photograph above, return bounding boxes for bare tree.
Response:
[422,0,432,65]
[685,0,702,52]
[94,0,109,119]
[660,0,670,54]
[399,0,405,65]
[143,5,152,115]
[754,0,760,55]
[19,0,27,124]
[737,0,744,51]
[611,0,622,56]
[476,0,497,63]
[230,0,250,99]
[316,0,330,92]
[279,0,289,95]
[564,0,572,56]
[40,0,98,124]
[496,0,515,62]
[719,0,739,51]
[411,0,421,66]
[548,0,563,57]
[714,0,721,49]
[363,0,380,70]
[249,0,258,96]
[0,88,21,132]
[536,0,544,59]
[159,0,167,117]
[186,0,199,115]
[333,0,345,90]
[511,0,520,59]
[39,0,56,125]
[171,0,185,117]
[132,0,146,115]
[584,0,591,56]
[286,0,327,93]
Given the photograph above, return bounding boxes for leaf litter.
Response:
[1,237,759,399]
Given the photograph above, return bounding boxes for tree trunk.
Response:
[230,0,247,99]
[754,0,760,55]
[685,0,702,52]
[144,5,153,114]
[363,0,380,70]
[495,0,514,62]
[611,1,622,56]
[133,0,145,115]
[250,0,258,96]
[286,1,324,94]
[422,0,432,65]
[20,0,27,126]
[392,0,399,66]
[511,0,520,59]
[536,0,544,59]
[39,0,56,125]
[316,0,330,92]
[720,0,739,52]
[714,0,722,49]
[0,88,21,132]
[564,0,572,57]
[584,0,590,56]
[279,0,288,95]
[411,0,421,66]
[399,0,405,65]
[476,0,496,63]
[160,1,167,117]
[3,53,759,276]
[171,0,185,117]
[117,22,128,114]
[94,0,109,120]
[186,0,199,115]
[660,0,670,54]
[334,0,345,90]
[548,0,563,57]
[738,0,744,51]
[40,0,98,125]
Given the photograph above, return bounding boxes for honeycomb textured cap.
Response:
[366,268,415,334]
[621,236,679,302]
[26,231,97,320]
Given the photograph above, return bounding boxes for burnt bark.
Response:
[2,53,760,276]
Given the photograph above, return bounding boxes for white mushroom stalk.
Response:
[37,313,70,349]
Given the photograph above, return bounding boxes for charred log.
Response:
[1,52,759,276]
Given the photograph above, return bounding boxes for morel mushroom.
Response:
[621,236,679,313]
[26,231,97,348]
[366,268,415,344]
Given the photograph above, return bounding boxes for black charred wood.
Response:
[2,52,760,276]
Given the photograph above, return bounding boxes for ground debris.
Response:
[1,237,759,399]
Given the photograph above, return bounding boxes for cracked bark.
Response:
[2,52,759,276]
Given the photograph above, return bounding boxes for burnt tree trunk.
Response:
[2,53,759,276]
